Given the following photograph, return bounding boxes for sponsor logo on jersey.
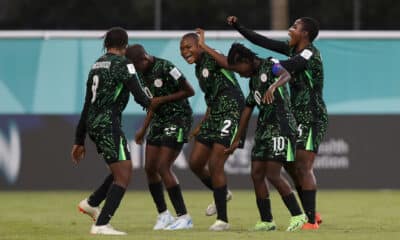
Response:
[202,68,209,78]
[154,79,163,88]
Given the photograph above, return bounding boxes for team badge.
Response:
[154,79,163,88]
[202,68,209,78]
[260,73,268,83]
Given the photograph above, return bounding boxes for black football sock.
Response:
[213,185,228,222]
[149,181,167,214]
[88,174,114,207]
[200,177,214,190]
[302,190,316,224]
[282,192,303,216]
[167,184,187,216]
[256,198,273,222]
[295,185,304,206]
[96,184,126,226]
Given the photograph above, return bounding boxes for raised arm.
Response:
[279,48,314,73]
[196,28,231,69]
[227,16,290,56]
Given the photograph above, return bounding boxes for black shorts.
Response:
[296,121,327,153]
[196,91,245,148]
[88,127,131,165]
[146,117,191,151]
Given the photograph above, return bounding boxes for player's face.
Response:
[132,54,151,73]
[288,19,304,46]
[180,37,200,64]
[231,62,253,78]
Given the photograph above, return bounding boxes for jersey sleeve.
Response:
[233,21,290,56]
[280,48,313,74]
[112,60,150,109]
[164,60,186,87]
[74,77,92,145]
[272,63,285,76]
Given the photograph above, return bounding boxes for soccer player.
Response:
[227,16,327,229]
[225,43,307,231]
[71,27,160,235]
[180,29,245,231]
[125,44,194,230]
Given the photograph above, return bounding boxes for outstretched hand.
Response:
[226,16,238,25]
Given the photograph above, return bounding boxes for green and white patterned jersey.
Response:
[288,44,328,125]
[75,53,149,145]
[138,57,192,123]
[246,58,297,135]
[195,52,242,105]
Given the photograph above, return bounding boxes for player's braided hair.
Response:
[227,43,258,65]
[103,27,128,50]
[300,17,319,42]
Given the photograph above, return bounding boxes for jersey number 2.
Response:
[221,120,232,136]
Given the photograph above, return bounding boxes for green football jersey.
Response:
[75,53,149,145]
[195,52,242,105]
[138,57,192,122]
[245,58,297,133]
[288,44,328,124]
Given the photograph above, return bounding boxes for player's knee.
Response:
[297,164,313,178]
[113,174,131,188]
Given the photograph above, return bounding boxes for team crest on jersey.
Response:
[154,79,163,88]
[260,73,268,83]
[202,68,209,78]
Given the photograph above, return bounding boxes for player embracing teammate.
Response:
[228,16,327,230]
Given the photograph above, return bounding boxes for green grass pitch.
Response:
[1,190,399,240]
